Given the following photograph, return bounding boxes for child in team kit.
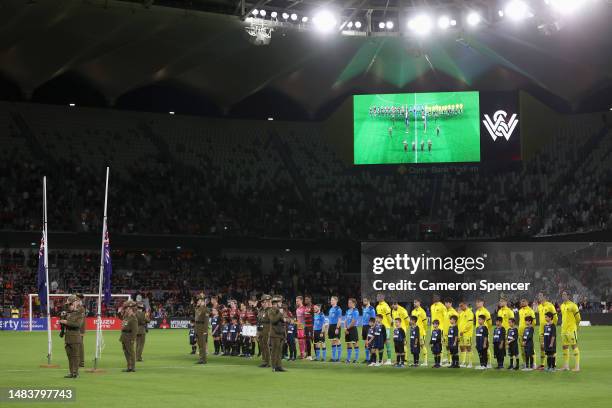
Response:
[188,319,197,355]
[430,319,443,368]
[239,317,252,357]
[507,318,519,370]
[210,308,221,355]
[228,316,240,356]
[522,316,535,371]
[365,317,377,366]
[475,315,489,369]
[543,312,557,371]
[286,318,298,361]
[493,316,506,369]
[393,318,406,368]
[221,318,230,355]
[447,315,459,368]
[409,316,420,367]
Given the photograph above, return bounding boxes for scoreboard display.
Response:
[353,91,520,165]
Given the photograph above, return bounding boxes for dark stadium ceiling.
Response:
[0,0,611,119]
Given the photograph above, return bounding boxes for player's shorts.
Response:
[508,344,519,357]
[394,342,405,354]
[304,327,313,340]
[361,326,369,341]
[328,324,340,340]
[297,329,305,339]
[314,330,325,343]
[431,344,442,355]
[562,331,578,347]
[344,327,358,343]
[459,334,472,347]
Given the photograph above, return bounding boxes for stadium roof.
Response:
[1,0,611,119]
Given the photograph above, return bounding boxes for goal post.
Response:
[28,293,132,332]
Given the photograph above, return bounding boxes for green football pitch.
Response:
[354,92,481,165]
[1,328,611,408]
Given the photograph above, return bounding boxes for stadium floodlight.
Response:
[169,111,175,115]
[408,14,433,36]
[450,19,457,26]
[385,21,394,29]
[302,16,308,23]
[467,11,481,26]
[505,1,529,21]
[378,21,385,29]
[498,10,505,18]
[312,10,337,33]
[69,103,75,107]
[548,0,586,15]
[355,21,362,29]
[260,10,267,17]
[252,9,259,16]
[347,21,353,29]
[271,11,277,19]
[291,13,298,21]
[438,15,450,30]
[282,12,289,20]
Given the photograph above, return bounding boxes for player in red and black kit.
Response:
[246,305,257,356]
[303,296,315,360]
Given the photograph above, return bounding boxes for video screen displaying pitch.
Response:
[353,91,481,165]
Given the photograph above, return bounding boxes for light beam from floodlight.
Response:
[438,16,450,30]
[505,1,529,21]
[467,11,481,26]
[312,10,337,33]
[408,14,433,35]
[549,0,586,15]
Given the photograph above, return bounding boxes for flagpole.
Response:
[94,167,110,370]
[43,177,52,365]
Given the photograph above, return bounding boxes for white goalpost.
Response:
[28,293,132,332]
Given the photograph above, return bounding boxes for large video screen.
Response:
[353,91,481,165]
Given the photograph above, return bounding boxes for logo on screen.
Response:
[483,110,518,141]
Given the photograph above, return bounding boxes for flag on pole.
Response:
[103,228,112,307]
[36,232,47,313]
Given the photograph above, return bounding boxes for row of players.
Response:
[368,103,464,118]
[191,291,582,372]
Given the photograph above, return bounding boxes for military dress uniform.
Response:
[120,301,139,372]
[257,294,271,367]
[195,296,209,364]
[136,304,150,362]
[63,296,84,378]
[268,296,286,372]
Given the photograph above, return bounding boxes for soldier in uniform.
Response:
[194,294,209,364]
[119,300,139,372]
[136,302,150,362]
[76,294,86,367]
[58,295,84,378]
[257,294,271,367]
[268,295,287,372]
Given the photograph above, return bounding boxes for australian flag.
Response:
[103,228,112,306]
[36,232,47,313]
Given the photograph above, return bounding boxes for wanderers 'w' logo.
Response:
[483,110,518,141]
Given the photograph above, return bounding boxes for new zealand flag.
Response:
[103,228,112,306]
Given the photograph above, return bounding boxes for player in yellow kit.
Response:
[560,290,581,371]
[376,294,393,365]
[497,297,515,331]
[391,302,409,332]
[411,299,428,366]
[430,295,447,363]
[536,292,558,370]
[444,299,459,366]
[518,298,536,369]
[475,298,492,368]
[458,301,474,368]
